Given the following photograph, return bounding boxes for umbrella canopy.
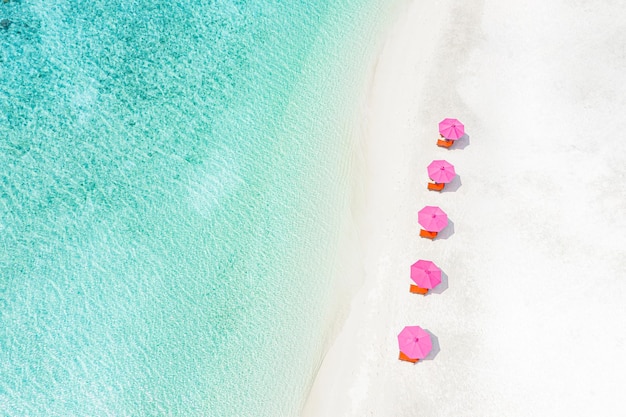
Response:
[397,326,432,360]
[410,260,442,289]
[418,206,448,232]
[438,118,464,140]
[427,160,456,184]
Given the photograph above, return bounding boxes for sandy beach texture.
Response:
[302,0,626,416]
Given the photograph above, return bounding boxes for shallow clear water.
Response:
[0,0,395,415]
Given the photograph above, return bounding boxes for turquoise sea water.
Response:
[1,1,396,415]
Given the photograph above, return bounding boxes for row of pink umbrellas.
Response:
[420,120,462,233]
[430,118,461,186]
[398,118,464,363]
[397,260,442,361]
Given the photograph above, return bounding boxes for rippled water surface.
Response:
[0,0,394,415]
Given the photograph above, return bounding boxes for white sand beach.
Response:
[302,0,626,416]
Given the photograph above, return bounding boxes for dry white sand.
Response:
[302,0,626,416]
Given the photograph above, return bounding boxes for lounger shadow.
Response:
[441,175,462,192]
[422,330,440,361]
[430,271,449,295]
[435,219,455,240]
[451,133,470,150]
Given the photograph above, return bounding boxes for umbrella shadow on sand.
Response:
[452,133,470,150]
[430,271,448,295]
[435,219,455,240]
[441,175,462,193]
[423,330,440,361]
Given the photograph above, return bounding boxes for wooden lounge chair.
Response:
[419,229,438,239]
[399,351,419,363]
[427,182,445,192]
[410,284,428,295]
[437,139,454,148]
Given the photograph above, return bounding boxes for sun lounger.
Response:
[419,229,438,239]
[427,182,445,192]
[437,139,454,148]
[399,351,419,363]
[410,284,428,295]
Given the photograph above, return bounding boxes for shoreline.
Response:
[302,1,466,414]
[302,0,626,415]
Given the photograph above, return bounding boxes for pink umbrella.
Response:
[418,206,448,232]
[410,260,442,289]
[398,326,432,360]
[439,118,464,140]
[427,160,456,184]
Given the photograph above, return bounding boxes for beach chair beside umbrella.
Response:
[436,136,455,148]
[427,182,445,192]
[399,351,419,363]
[419,230,438,239]
[409,285,429,295]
